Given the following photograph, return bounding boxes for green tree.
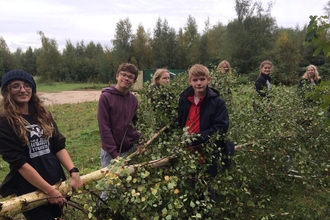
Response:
[36,31,62,82]
[199,18,228,68]
[152,17,178,68]
[111,18,133,65]
[207,22,229,67]
[97,48,115,83]
[305,15,330,121]
[176,28,188,69]
[271,30,302,85]
[0,37,15,78]
[62,40,79,82]
[323,0,330,17]
[21,46,38,76]
[85,41,105,81]
[183,15,200,66]
[12,48,24,70]
[132,24,153,69]
[227,0,276,74]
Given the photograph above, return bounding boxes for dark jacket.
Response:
[255,73,271,97]
[177,86,232,175]
[97,86,141,158]
[297,78,321,102]
[298,78,321,88]
[0,114,66,197]
[178,86,229,144]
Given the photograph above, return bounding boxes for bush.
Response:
[60,67,330,219]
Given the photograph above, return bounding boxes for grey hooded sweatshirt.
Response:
[97,86,140,158]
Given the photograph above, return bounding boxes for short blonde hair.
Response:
[188,64,209,79]
[302,64,321,80]
[217,60,232,74]
[151,68,169,86]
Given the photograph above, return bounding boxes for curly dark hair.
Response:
[117,63,139,80]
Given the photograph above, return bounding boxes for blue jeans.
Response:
[99,147,136,203]
[100,147,136,168]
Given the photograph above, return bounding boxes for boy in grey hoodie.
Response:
[97,63,141,168]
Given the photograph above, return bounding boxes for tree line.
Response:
[0,0,329,85]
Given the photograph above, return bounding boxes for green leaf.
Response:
[190,201,195,208]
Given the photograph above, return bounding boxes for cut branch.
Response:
[0,154,176,219]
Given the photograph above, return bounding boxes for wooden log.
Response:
[0,155,176,219]
[0,124,171,218]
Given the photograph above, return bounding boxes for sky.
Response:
[0,0,328,52]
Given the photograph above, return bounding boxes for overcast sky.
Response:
[0,0,327,52]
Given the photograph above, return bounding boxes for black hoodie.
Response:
[255,72,271,97]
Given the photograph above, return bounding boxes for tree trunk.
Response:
[0,155,176,219]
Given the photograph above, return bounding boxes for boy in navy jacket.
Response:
[177,64,232,177]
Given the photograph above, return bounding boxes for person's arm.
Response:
[97,93,119,158]
[255,77,266,97]
[298,78,305,88]
[49,114,83,190]
[18,163,65,205]
[56,149,83,190]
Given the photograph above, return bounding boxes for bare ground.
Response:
[38,90,101,106]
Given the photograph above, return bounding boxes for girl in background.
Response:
[298,64,321,87]
[297,64,321,104]
[148,68,176,129]
[217,60,232,74]
[255,60,273,97]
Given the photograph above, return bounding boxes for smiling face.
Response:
[261,64,272,75]
[307,66,315,79]
[115,71,136,93]
[9,80,32,107]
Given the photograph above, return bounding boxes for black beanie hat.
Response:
[1,69,36,93]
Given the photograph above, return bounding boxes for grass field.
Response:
[36,82,109,93]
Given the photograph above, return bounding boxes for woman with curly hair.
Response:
[0,69,83,220]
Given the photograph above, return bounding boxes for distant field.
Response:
[36,82,109,93]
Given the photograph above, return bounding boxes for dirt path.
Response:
[38,90,101,106]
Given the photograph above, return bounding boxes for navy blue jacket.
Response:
[177,86,231,175]
[178,86,229,144]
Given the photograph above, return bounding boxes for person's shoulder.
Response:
[207,87,225,101]
[129,91,138,99]
[151,84,160,89]
[255,74,263,82]
[0,114,8,122]
[299,78,309,84]
[0,114,10,129]
[208,87,220,96]
[179,86,193,96]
